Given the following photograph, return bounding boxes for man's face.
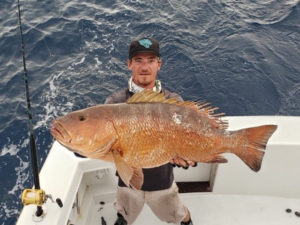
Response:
[127,53,162,89]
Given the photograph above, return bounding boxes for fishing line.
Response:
[17,0,43,216]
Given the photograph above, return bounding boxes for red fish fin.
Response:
[232,125,277,172]
[112,150,143,190]
[207,155,228,163]
[130,168,144,190]
[127,90,229,130]
[197,102,228,130]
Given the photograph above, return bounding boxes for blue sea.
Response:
[0,0,299,224]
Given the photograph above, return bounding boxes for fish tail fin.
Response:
[231,125,277,172]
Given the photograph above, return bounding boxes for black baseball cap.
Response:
[128,37,160,59]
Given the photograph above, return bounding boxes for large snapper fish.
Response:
[51,90,277,189]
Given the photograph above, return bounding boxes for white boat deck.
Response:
[79,185,300,225]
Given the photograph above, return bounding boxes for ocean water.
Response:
[0,0,299,224]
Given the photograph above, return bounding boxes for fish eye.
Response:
[79,115,86,121]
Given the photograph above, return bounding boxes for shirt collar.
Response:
[128,77,162,93]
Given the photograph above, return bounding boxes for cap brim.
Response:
[130,50,160,59]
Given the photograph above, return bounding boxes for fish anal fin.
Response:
[207,155,228,163]
[112,150,143,190]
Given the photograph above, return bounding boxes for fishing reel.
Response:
[22,189,63,216]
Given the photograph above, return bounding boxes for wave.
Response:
[210,0,300,25]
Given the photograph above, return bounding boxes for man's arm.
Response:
[105,88,129,104]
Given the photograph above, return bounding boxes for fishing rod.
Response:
[17,0,62,219]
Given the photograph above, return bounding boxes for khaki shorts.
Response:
[114,182,188,224]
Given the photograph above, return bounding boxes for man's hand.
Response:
[170,156,197,169]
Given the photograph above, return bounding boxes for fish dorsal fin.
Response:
[127,90,167,103]
[196,101,228,130]
[127,90,194,108]
[127,90,228,130]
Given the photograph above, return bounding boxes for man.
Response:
[105,37,195,225]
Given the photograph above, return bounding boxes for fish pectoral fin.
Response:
[112,150,143,190]
[130,167,144,190]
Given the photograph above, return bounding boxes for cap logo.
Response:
[139,39,152,48]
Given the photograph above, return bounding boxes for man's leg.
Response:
[145,182,193,224]
[114,186,145,225]
[114,212,127,225]
[181,210,193,225]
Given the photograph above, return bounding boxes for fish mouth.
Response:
[50,121,72,144]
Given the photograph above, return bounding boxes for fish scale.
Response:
[110,102,225,168]
[115,109,171,167]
